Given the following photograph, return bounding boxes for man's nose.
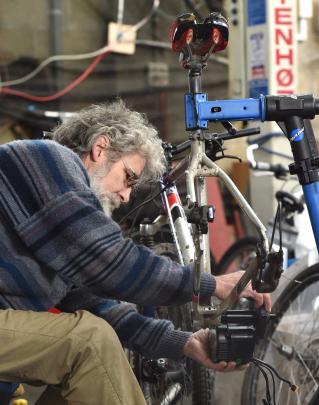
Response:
[118,187,132,203]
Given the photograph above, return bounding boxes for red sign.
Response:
[273,1,296,94]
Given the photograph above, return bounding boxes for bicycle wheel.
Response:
[215,236,259,275]
[241,262,319,405]
[165,302,215,405]
[140,242,215,405]
[192,361,215,405]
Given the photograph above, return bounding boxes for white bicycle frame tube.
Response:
[184,137,269,320]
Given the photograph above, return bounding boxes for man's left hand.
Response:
[214,270,272,312]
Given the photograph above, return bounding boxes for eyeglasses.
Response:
[122,159,139,187]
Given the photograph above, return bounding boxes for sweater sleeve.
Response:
[58,288,191,359]
[16,191,215,305]
[0,140,216,307]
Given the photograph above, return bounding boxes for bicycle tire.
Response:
[166,301,215,405]
[192,361,215,405]
[214,236,259,275]
[140,242,215,405]
[241,262,319,405]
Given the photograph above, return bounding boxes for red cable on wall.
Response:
[1,52,110,102]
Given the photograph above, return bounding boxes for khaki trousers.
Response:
[0,309,146,405]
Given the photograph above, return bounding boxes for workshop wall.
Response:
[0,1,228,144]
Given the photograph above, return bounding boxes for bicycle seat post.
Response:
[187,56,203,94]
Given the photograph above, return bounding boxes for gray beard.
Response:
[90,176,121,216]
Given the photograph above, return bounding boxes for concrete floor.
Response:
[215,370,246,405]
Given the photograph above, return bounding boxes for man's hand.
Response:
[183,328,248,371]
[214,270,272,312]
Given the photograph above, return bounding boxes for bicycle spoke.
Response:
[252,279,319,404]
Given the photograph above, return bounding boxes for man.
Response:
[0,100,270,404]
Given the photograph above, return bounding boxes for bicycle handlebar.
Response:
[247,144,289,179]
[164,127,261,161]
[253,161,288,178]
[216,127,261,141]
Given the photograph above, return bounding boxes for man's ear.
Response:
[91,135,110,162]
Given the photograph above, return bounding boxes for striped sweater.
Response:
[0,139,216,358]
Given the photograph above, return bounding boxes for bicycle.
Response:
[115,10,319,405]
[113,13,265,404]
[242,139,319,404]
[240,151,319,404]
[120,140,218,405]
[170,11,319,405]
[114,12,261,405]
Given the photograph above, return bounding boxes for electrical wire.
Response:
[119,185,163,226]
[117,0,125,25]
[0,45,112,88]
[1,51,109,102]
[260,362,277,405]
[252,360,272,405]
[133,0,160,31]
[255,358,297,389]
[0,0,160,88]
[251,358,298,405]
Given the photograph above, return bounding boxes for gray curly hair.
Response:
[52,100,166,182]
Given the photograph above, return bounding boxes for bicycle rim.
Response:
[242,263,319,404]
[215,236,259,275]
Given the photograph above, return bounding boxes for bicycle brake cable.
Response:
[268,200,304,285]
[269,201,283,253]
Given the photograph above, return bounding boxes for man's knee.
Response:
[71,310,122,354]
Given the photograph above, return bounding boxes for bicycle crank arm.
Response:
[196,255,259,327]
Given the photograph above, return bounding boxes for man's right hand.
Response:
[183,328,249,371]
